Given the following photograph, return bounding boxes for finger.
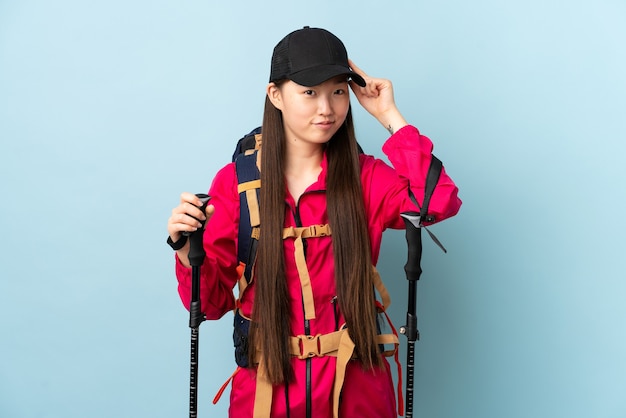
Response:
[167,214,200,239]
[171,203,206,225]
[349,59,381,95]
[349,66,381,99]
[179,191,206,208]
[205,204,215,219]
[348,59,367,78]
[178,194,208,220]
[348,59,371,92]
[352,79,378,98]
[171,204,215,232]
[180,191,196,203]
[183,201,207,221]
[173,212,203,229]
[349,79,363,94]
[170,222,199,234]
[365,78,379,97]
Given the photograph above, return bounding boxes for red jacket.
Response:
[176,125,461,417]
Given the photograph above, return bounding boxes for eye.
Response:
[304,90,315,96]
[334,89,346,95]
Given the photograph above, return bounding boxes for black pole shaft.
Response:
[405,340,416,418]
[405,280,419,418]
[190,326,200,418]
[186,194,210,418]
[189,266,204,418]
[401,212,423,418]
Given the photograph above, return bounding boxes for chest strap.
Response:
[282,224,332,320]
[252,329,400,418]
[235,223,331,320]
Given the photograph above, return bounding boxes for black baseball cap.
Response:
[269,27,366,87]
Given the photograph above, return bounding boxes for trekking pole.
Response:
[186,194,211,418]
[399,211,422,418]
[399,155,444,418]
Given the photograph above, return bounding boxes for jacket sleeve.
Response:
[175,163,240,320]
[365,125,461,232]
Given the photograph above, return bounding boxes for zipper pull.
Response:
[330,296,339,331]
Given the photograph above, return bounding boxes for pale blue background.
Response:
[1,1,625,417]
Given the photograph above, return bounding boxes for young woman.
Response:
[167,27,461,418]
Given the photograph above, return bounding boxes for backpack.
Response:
[230,127,397,369]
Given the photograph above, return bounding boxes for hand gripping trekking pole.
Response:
[400,156,444,418]
[185,194,211,418]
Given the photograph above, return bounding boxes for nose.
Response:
[317,95,333,116]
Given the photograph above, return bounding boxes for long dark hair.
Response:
[248,89,383,384]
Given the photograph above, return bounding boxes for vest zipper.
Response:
[285,385,291,418]
[290,189,327,418]
[293,197,312,418]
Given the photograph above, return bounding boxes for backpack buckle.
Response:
[307,224,330,237]
[297,334,322,359]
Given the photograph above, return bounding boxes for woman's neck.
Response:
[284,143,324,202]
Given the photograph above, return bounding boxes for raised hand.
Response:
[348,59,408,134]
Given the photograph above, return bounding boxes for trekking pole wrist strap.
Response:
[167,235,188,251]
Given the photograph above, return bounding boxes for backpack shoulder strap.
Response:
[235,150,261,286]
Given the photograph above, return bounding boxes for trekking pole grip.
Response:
[187,194,211,268]
[401,212,422,282]
[187,194,210,328]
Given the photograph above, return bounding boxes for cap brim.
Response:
[289,64,366,87]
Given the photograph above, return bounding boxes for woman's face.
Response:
[268,76,350,148]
